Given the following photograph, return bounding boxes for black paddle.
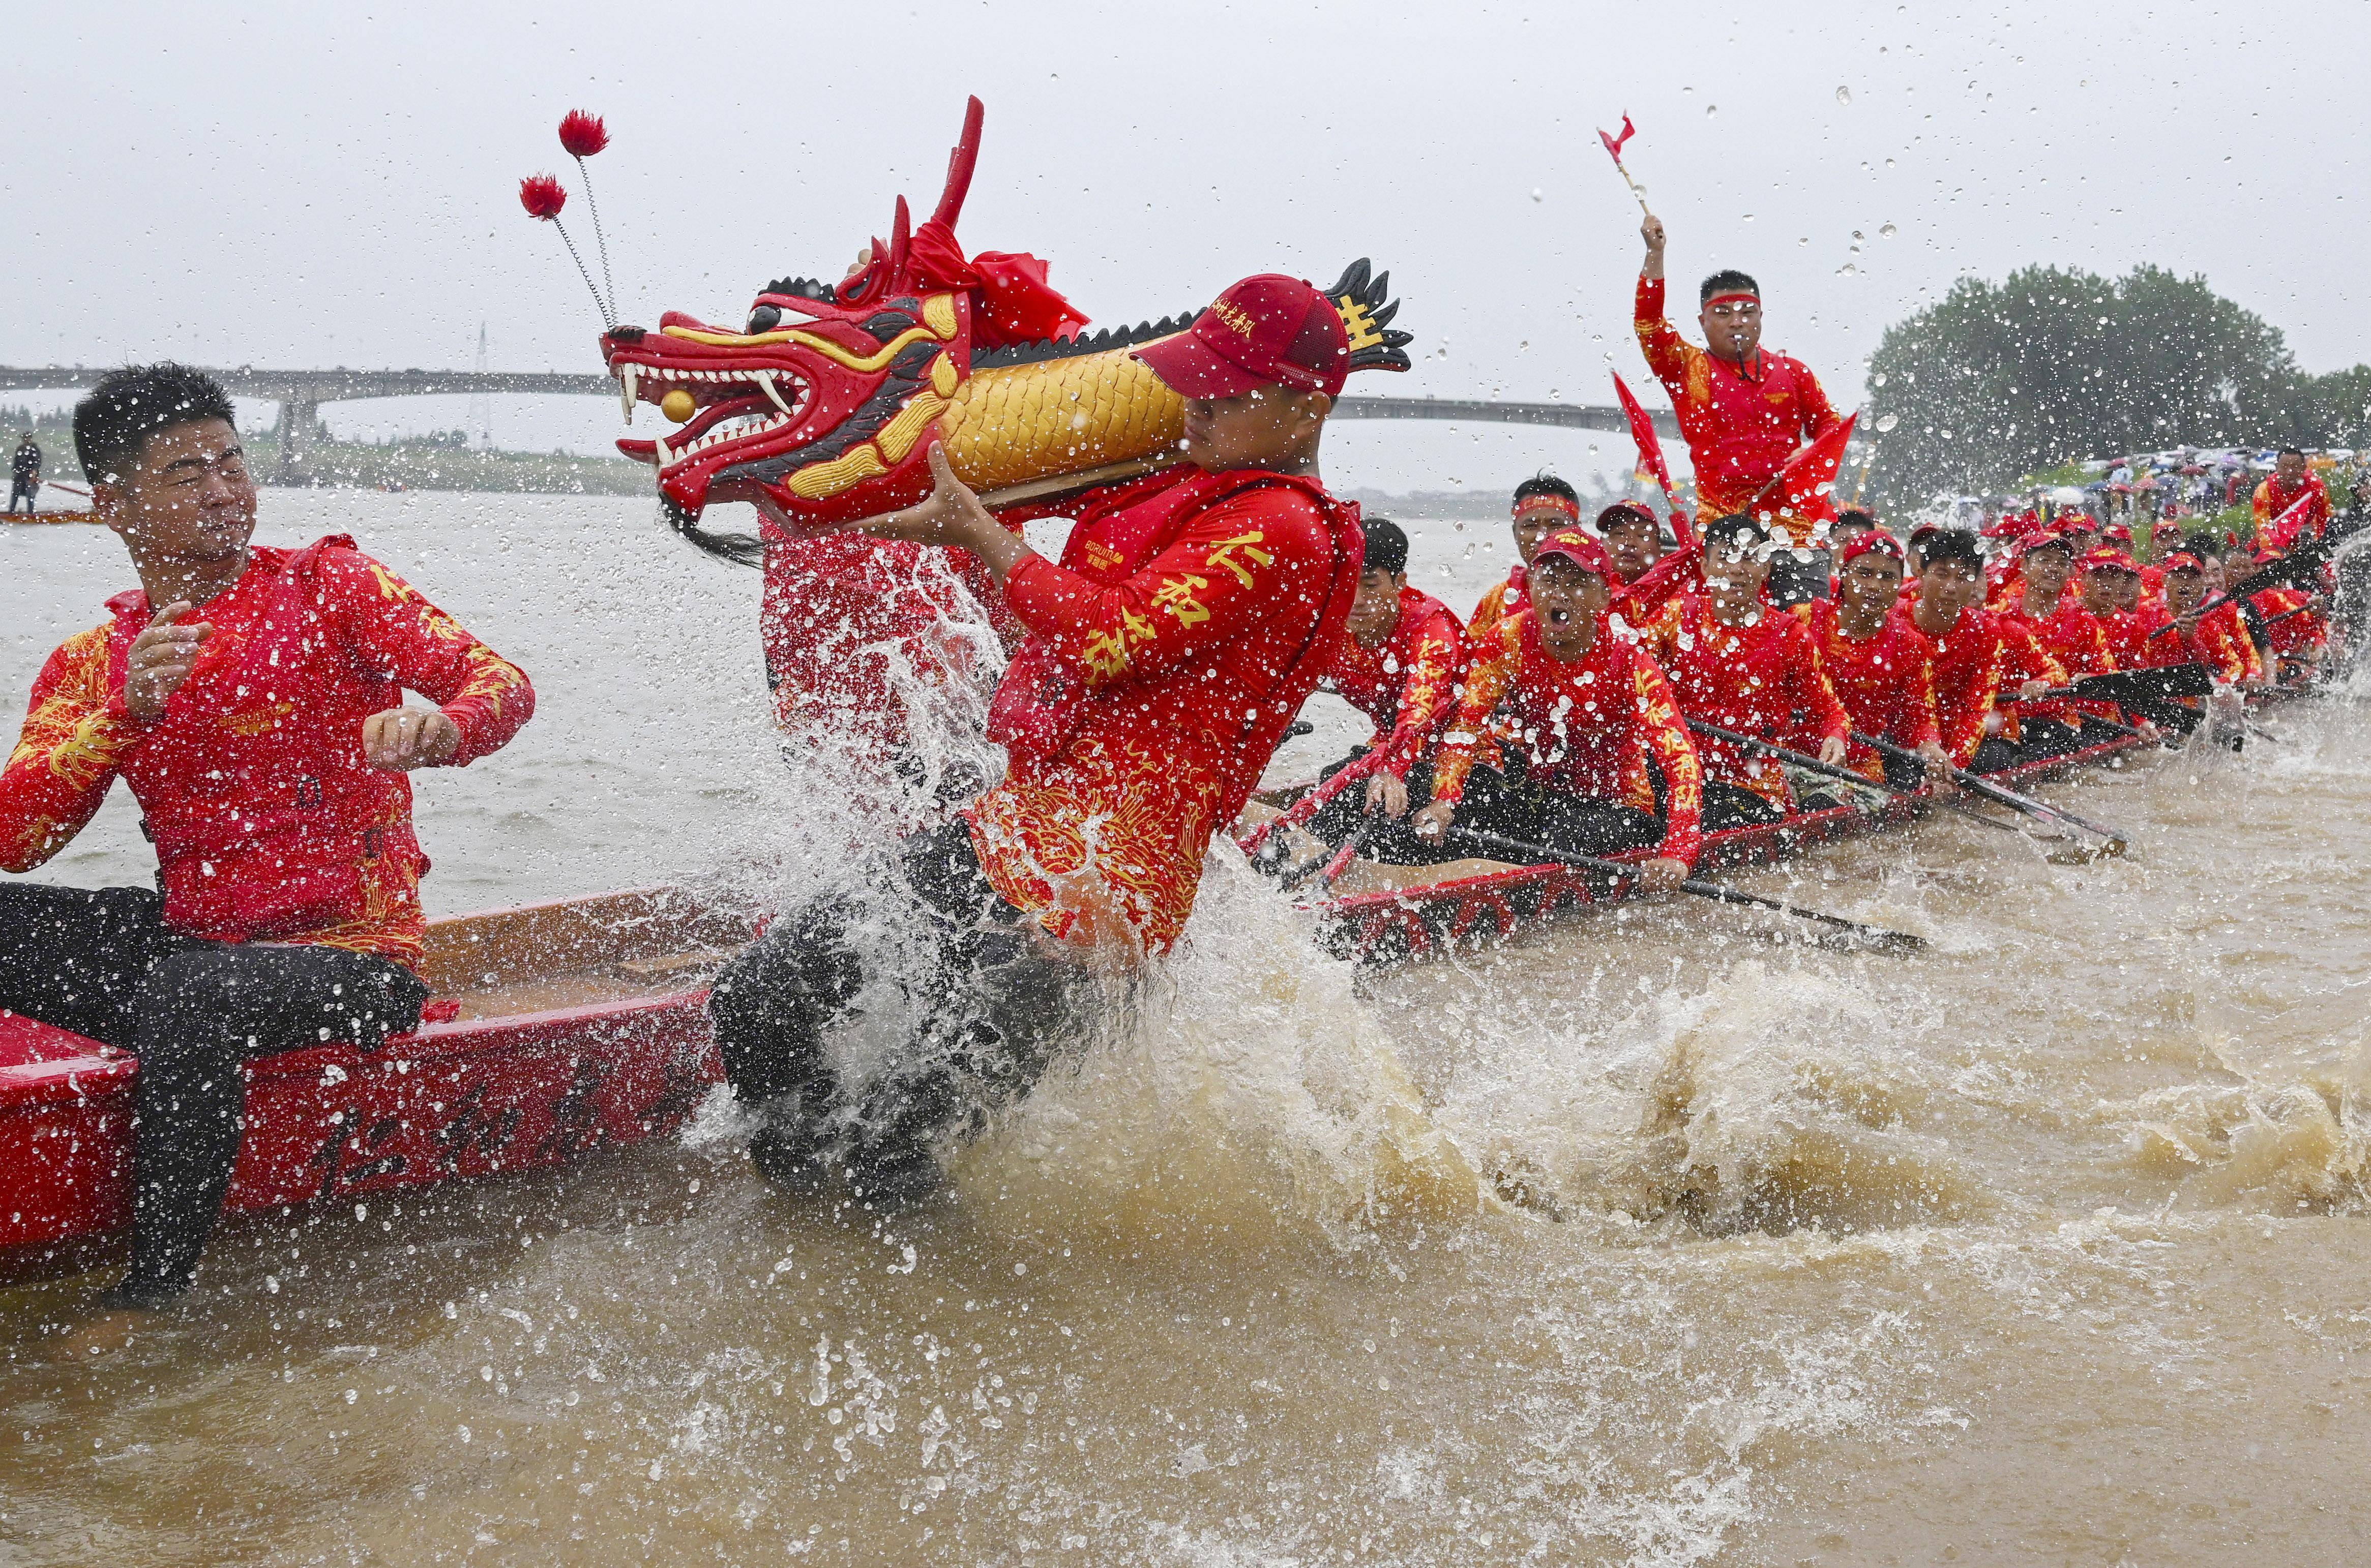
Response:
[2012,664,2215,706]
[1685,718,2031,837]
[1850,730,2131,852]
[1278,814,1381,894]
[1444,827,1927,954]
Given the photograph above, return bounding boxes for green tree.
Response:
[1862,264,2370,512]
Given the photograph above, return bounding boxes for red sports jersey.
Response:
[966,467,1360,951]
[1795,598,1940,780]
[1314,586,1468,777]
[1893,602,2066,766]
[1635,593,1850,810]
[1,537,532,970]
[1634,275,1846,542]
[1432,608,1703,865]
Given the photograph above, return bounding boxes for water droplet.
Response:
[1874,373,1888,387]
[1876,412,1902,432]
[1880,223,1898,238]
[1706,104,1718,117]
[1836,85,1853,104]
[1530,188,1544,202]
[1837,263,1857,276]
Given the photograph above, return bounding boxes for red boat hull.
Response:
[0,886,748,1279]
[1311,729,2154,963]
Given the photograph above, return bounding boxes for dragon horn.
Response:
[886,194,912,286]
[930,95,986,229]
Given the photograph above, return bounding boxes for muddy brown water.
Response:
[5,496,2368,1564]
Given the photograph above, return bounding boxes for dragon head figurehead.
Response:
[602,96,1413,561]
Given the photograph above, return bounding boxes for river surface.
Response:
[5,493,2369,1565]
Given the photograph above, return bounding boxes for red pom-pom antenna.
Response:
[556,109,616,321]
[518,173,568,220]
[518,172,611,327]
[558,110,609,159]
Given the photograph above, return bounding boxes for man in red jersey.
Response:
[1896,529,2065,772]
[1410,529,1699,883]
[0,365,534,1328]
[1796,531,1953,790]
[709,273,1365,1205]
[1469,474,1579,641]
[2253,448,2330,552]
[1633,514,1851,829]
[1289,517,1467,857]
[1992,532,2114,755]
[1598,499,1699,634]
[2242,542,2327,681]
[1635,212,1848,549]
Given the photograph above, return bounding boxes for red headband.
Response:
[1703,291,1761,310]
[1838,532,1904,568]
[1514,495,1582,522]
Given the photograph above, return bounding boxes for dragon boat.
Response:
[0,692,2310,1278]
[1300,687,2311,963]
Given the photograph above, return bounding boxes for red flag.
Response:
[1598,113,1636,165]
[1611,371,1692,545]
[1766,412,1859,521]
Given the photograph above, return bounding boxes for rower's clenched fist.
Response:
[362,707,461,770]
[1640,211,1666,258]
[1636,857,1688,895]
[1365,771,1410,820]
[1411,800,1457,843]
[125,601,212,722]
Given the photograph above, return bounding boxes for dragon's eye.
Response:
[747,305,782,335]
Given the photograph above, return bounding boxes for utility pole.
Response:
[468,323,492,450]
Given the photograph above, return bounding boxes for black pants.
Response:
[706,821,1084,1203]
[1285,748,1444,868]
[7,481,33,514]
[1440,766,1663,864]
[0,884,426,1307]
[1702,780,1788,833]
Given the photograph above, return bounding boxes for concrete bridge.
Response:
[0,366,1679,481]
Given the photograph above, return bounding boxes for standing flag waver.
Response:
[1598,112,1649,214]
[557,110,616,324]
[1611,370,1693,546]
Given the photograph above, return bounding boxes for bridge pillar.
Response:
[276,399,317,484]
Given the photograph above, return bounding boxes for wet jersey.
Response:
[1,538,532,970]
[1895,602,2067,767]
[1314,586,1467,778]
[966,467,1360,952]
[2253,474,2330,550]
[1794,598,1940,780]
[1468,565,1526,645]
[1993,596,2117,732]
[1634,275,1846,542]
[1431,609,1702,865]
[1634,593,1850,810]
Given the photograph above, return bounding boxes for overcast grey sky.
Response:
[9,2,2366,492]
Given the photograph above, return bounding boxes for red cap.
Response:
[2080,547,2139,574]
[1839,531,1906,568]
[1131,274,1350,399]
[2101,522,2134,544]
[2150,519,2185,539]
[2159,550,2206,574]
[2015,529,2071,558]
[1530,525,1616,581]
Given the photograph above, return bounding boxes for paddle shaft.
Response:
[1850,730,2129,848]
[1687,718,2032,833]
[1445,828,1924,951]
[1279,815,1382,894]
[1237,732,1405,857]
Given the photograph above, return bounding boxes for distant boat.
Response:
[3,509,99,525]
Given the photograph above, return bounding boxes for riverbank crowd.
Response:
[2,207,2357,1345]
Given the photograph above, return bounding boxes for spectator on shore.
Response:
[8,432,39,514]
